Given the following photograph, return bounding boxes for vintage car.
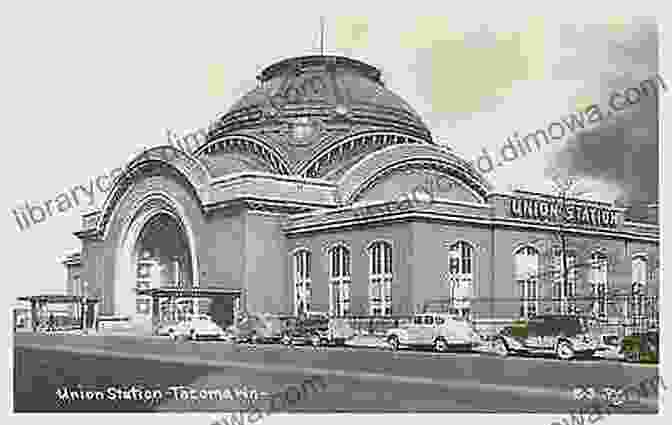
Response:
[493,315,598,360]
[281,314,356,346]
[156,320,180,337]
[593,332,623,360]
[171,314,228,341]
[621,330,659,363]
[231,313,295,344]
[385,313,481,352]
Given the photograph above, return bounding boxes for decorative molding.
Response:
[96,147,210,239]
[284,209,661,243]
[194,135,291,175]
[299,131,431,179]
[349,158,488,205]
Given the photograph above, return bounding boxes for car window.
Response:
[413,316,423,325]
[423,316,434,325]
[435,316,446,325]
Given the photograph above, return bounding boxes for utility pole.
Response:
[551,174,590,316]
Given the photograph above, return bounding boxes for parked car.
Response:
[281,315,355,347]
[171,314,228,341]
[231,313,295,344]
[593,332,623,360]
[156,320,180,336]
[621,329,659,363]
[493,315,598,360]
[385,313,481,352]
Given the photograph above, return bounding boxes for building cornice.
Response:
[284,209,659,243]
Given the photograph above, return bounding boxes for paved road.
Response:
[13,333,662,414]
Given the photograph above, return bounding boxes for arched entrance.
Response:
[133,213,194,323]
[114,198,199,326]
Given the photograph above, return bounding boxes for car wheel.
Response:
[494,339,509,357]
[387,335,400,351]
[556,341,574,360]
[311,334,321,347]
[434,337,449,353]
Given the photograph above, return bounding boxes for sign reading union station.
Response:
[509,197,618,228]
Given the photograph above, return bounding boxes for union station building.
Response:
[63,55,660,332]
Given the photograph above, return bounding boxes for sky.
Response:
[0,2,664,306]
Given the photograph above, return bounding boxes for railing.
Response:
[422,294,659,333]
[339,315,415,336]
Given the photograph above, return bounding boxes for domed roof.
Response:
[202,56,434,177]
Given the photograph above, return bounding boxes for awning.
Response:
[134,287,242,298]
[17,295,100,303]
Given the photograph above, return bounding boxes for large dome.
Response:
[199,56,435,178]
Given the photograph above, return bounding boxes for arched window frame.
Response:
[292,248,312,316]
[367,240,393,316]
[328,243,351,317]
[515,245,540,318]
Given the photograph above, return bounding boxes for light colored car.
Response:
[172,314,227,341]
[493,315,598,360]
[385,313,481,352]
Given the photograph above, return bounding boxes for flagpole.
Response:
[320,16,325,56]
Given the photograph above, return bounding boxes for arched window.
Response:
[590,251,608,319]
[293,250,312,316]
[515,246,539,318]
[632,255,647,287]
[552,247,577,314]
[73,276,81,297]
[329,245,351,317]
[368,241,392,316]
[448,241,474,318]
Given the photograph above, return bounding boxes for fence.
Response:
[324,294,658,337]
[341,315,414,336]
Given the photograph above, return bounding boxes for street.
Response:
[13,333,661,414]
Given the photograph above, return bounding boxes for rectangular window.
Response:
[590,253,608,319]
[136,297,151,315]
[553,251,577,314]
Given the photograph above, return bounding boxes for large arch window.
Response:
[515,246,539,318]
[293,250,312,316]
[329,245,351,317]
[448,241,474,318]
[552,247,577,314]
[369,241,393,316]
[590,252,609,319]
